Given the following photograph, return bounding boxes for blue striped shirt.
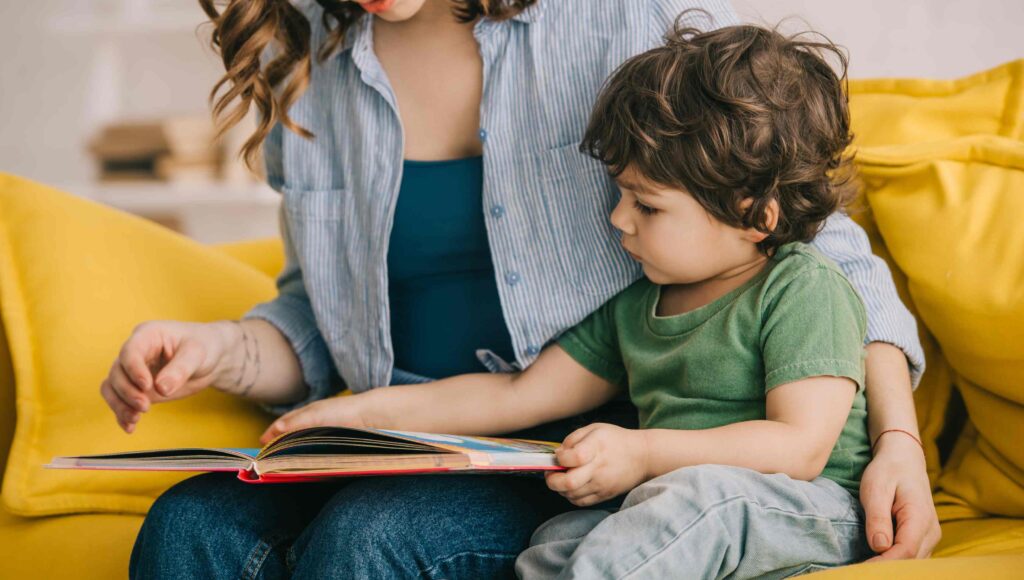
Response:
[246,0,924,412]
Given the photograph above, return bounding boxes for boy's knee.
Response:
[529,510,610,547]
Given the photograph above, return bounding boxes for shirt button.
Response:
[490,204,506,218]
[505,271,521,286]
[478,128,488,143]
[526,345,541,356]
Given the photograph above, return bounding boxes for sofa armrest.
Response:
[214,238,285,279]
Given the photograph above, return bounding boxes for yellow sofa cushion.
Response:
[848,59,1023,148]
[0,174,275,516]
[857,137,1024,517]
[846,59,1023,491]
[0,504,142,579]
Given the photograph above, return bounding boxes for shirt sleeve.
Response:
[557,298,627,387]
[649,0,740,41]
[243,127,343,414]
[811,212,926,387]
[761,266,869,394]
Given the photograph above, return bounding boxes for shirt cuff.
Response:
[244,294,341,415]
[861,295,927,389]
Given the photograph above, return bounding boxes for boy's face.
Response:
[609,166,766,286]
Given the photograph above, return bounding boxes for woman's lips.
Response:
[358,0,396,14]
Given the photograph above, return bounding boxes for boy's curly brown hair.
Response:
[581,19,857,254]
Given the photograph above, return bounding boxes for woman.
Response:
[104,1,940,577]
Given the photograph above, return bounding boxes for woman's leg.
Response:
[517,464,874,580]
[286,403,638,580]
[129,472,342,579]
[289,474,571,579]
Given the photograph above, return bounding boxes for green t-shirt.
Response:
[559,243,871,494]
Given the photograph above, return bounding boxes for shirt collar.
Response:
[511,2,547,24]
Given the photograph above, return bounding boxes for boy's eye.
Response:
[633,200,658,216]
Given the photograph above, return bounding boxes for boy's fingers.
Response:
[569,493,603,507]
[154,340,205,396]
[556,438,595,468]
[562,424,600,449]
[563,480,600,500]
[546,462,596,493]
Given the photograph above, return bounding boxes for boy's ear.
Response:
[738,198,780,243]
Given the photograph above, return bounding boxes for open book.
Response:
[46,427,563,483]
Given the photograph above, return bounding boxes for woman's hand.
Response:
[100,320,238,433]
[260,393,376,445]
[860,431,942,560]
[545,423,649,507]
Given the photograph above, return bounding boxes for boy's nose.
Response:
[609,196,634,235]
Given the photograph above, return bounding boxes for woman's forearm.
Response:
[212,319,308,406]
[864,342,920,444]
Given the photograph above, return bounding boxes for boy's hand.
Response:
[259,393,375,445]
[545,423,649,507]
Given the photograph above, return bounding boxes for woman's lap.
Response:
[131,470,572,579]
[130,401,638,579]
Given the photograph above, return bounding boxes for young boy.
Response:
[262,22,874,578]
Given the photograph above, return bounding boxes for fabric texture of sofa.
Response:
[1,60,1022,578]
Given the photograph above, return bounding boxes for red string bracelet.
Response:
[871,428,924,453]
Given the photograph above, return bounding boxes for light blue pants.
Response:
[515,464,873,579]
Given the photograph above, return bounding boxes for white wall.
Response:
[1,0,1022,188]
[734,0,1024,79]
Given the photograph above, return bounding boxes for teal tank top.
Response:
[386,157,515,378]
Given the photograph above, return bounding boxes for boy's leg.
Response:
[513,509,614,578]
[517,464,874,580]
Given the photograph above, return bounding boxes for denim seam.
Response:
[421,549,520,579]
[240,533,288,580]
[619,494,863,579]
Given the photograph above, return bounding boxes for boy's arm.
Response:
[259,345,622,443]
[640,376,857,481]
[547,375,858,505]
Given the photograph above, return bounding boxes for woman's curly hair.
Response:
[198,0,537,169]
[582,18,857,254]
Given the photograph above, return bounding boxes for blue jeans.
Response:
[129,399,638,579]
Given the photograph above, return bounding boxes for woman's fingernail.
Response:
[872,533,888,549]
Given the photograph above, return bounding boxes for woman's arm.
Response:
[859,342,942,560]
[813,216,940,559]
[259,345,621,443]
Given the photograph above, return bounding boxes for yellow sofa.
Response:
[2,60,1024,577]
